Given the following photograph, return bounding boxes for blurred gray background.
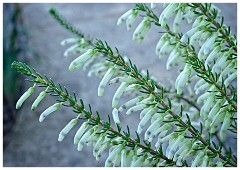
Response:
[3,3,237,167]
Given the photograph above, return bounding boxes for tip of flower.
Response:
[69,64,75,71]
[39,116,44,122]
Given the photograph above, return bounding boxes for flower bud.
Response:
[39,102,62,122]
[74,122,89,144]
[16,84,35,109]
[31,87,48,111]
[112,108,121,127]
[98,68,115,96]
[117,9,133,26]
[112,82,128,108]
[69,49,94,71]
[58,118,78,142]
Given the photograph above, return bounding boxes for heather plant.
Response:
[12,3,237,167]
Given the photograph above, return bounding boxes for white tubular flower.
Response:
[173,10,183,33]
[126,10,138,31]
[98,68,115,96]
[173,140,192,161]
[96,141,110,161]
[158,132,177,145]
[220,112,232,141]
[199,32,211,46]
[133,17,151,43]
[213,53,229,74]
[219,61,236,80]
[205,45,221,67]
[113,153,121,167]
[31,87,48,111]
[118,96,143,112]
[126,103,145,115]
[191,151,205,167]
[166,47,180,70]
[159,3,179,28]
[112,108,121,127]
[151,3,156,9]
[192,16,204,28]
[167,135,185,159]
[39,102,62,122]
[180,26,198,43]
[155,33,169,55]
[145,115,164,141]
[195,83,209,95]
[60,37,80,46]
[74,121,89,144]
[58,118,78,142]
[93,134,104,158]
[194,79,205,92]
[139,107,151,119]
[131,155,145,167]
[175,64,191,95]
[137,108,155,134]
[120,149,127,167]
[69,49,94,71]
[224,72,237,87]
[16,84,35,109]
[105,144,124,167]
[112,82,128,108]
[189,30,202,46]
[159,41,172,59]
[183,7,194,23]
[210,110,226,133]
[117,9,133,26]
[200,93,215,119]
[77,127,96,151]
[201,155,210,167]
[128,150,136,166]
[207,99,223,121]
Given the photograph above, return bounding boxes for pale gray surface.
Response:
[3,3,237,167]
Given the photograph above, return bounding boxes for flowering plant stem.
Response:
[11,61,177,166]
[92,40,237,167]
[134,3,237,112]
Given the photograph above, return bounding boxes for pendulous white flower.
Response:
[39,102,62,122]
[126,103,145,115]
[126,10,138,31]
[31,87,48,111]
[118,96,143,112]
[173,10,183,33]
[105,144,124,167]
[16,84,36,109]
[191,151,205,167]
[175,64,192,95]
[58,118,78,142]
[117,9,133,26]
[137,108,155,134]
[155,33,169,56]
[112,108,121,127]
[69,49,95,71]
[224,72,237,87]
[159,3,179,28]
[98,67,115,96]
[133,17,151,43]
[112,82,128,108]
[74,121,89,144]
[220,112,232,141]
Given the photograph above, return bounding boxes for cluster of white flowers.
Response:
[15,3,236,167]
